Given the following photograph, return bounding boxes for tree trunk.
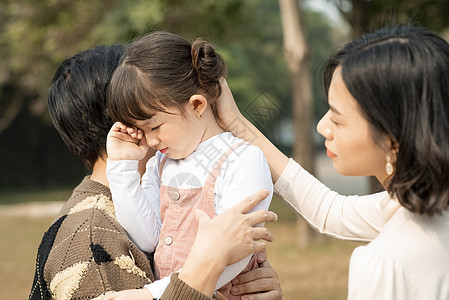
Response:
[279,0,323,247]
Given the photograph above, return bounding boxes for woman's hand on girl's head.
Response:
[217,78,244,131]
[107,121,150,161]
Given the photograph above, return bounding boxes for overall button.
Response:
[164,236,173,246]
[172,191,180,201]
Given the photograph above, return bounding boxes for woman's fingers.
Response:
[247,210,278,227]
[219,77,229,91]
[217,77,242,130]
[190,190,277,274]
[194,207,211,222]
[251,226,273,242]
[235,189,270,214]
[196,206,276,232]
[250,240,268,254]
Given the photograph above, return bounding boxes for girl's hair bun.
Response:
[191,38,227,100]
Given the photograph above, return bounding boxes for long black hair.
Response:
[323,26,449,217]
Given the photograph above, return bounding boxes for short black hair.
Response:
[48,45,125,168]
[323,25,449,217]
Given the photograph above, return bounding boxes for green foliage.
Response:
[0,0,339,127]
[0,0,120,100]
[329,0,449,36]
[92,0,165,44]
[0,0,339,188]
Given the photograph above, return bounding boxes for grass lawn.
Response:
[0,216,54,300]
[0,193,361,300]
[266,222,359,299]
[266,197,360,299]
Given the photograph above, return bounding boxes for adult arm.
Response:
[217,79,400,241]
[216,79,290,183]
[276,159,399,241]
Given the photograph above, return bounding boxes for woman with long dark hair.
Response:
[218,25,449,299]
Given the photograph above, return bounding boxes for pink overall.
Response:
[154,141,259,299]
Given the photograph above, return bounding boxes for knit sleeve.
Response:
[160,273,213,300]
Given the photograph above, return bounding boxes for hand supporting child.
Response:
[103,189,277,300]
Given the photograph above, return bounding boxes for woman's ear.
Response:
[188,94,208,117]
[391,139,399,156]
[388,137,399,161]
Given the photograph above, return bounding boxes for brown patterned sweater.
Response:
[29,176,212,300]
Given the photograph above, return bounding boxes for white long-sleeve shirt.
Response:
[275,158,449,299]
[107,132,273,297]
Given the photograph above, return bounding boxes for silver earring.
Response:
[385,155,394,175]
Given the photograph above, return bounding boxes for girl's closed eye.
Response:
[151,124,161,131]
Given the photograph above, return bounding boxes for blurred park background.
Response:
[1,0,449,299]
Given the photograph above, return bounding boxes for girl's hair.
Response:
[323,26,449,217]
[107,31,227,124]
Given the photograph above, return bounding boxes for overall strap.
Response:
[158,155,168,177]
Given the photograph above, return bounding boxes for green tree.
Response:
[0,0,338,190]
[329,0,449,37]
